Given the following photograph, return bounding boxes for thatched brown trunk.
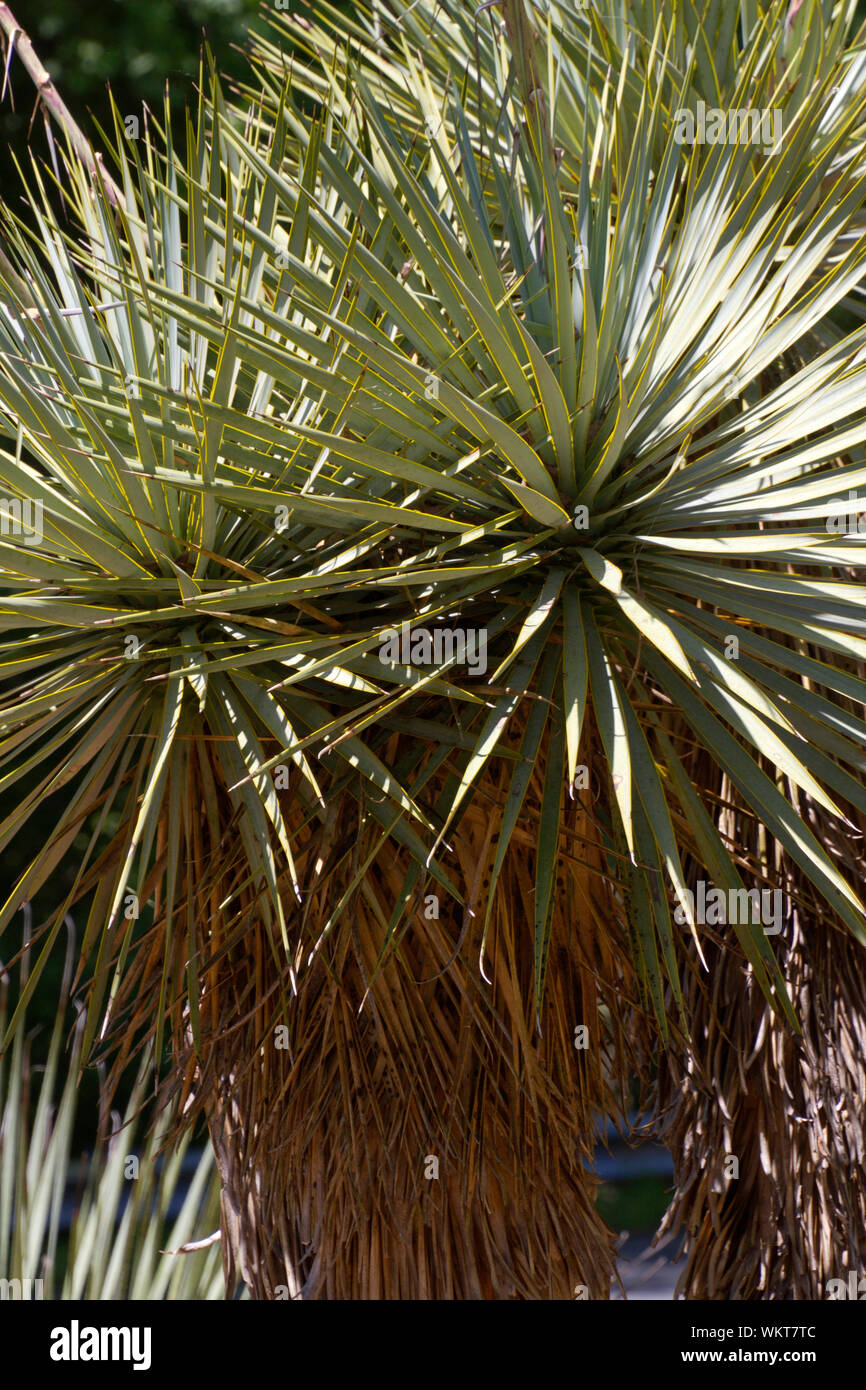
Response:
[656,908,866,1298]
[189,725,653,1299]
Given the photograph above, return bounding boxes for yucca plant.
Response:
[248,0,866,1299]
[231,0,866,1299]
[0,910,227,1300]
[1,0,866,1297]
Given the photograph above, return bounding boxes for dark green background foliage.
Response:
[0,0,261,201]
[21,0,258,101]
[6,0,260,112]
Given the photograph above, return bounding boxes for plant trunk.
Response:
[192,729,653,1299]
[656,909,866,1298]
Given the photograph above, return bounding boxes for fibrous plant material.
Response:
[120,720,651,1299]
[656,785,866,1300]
